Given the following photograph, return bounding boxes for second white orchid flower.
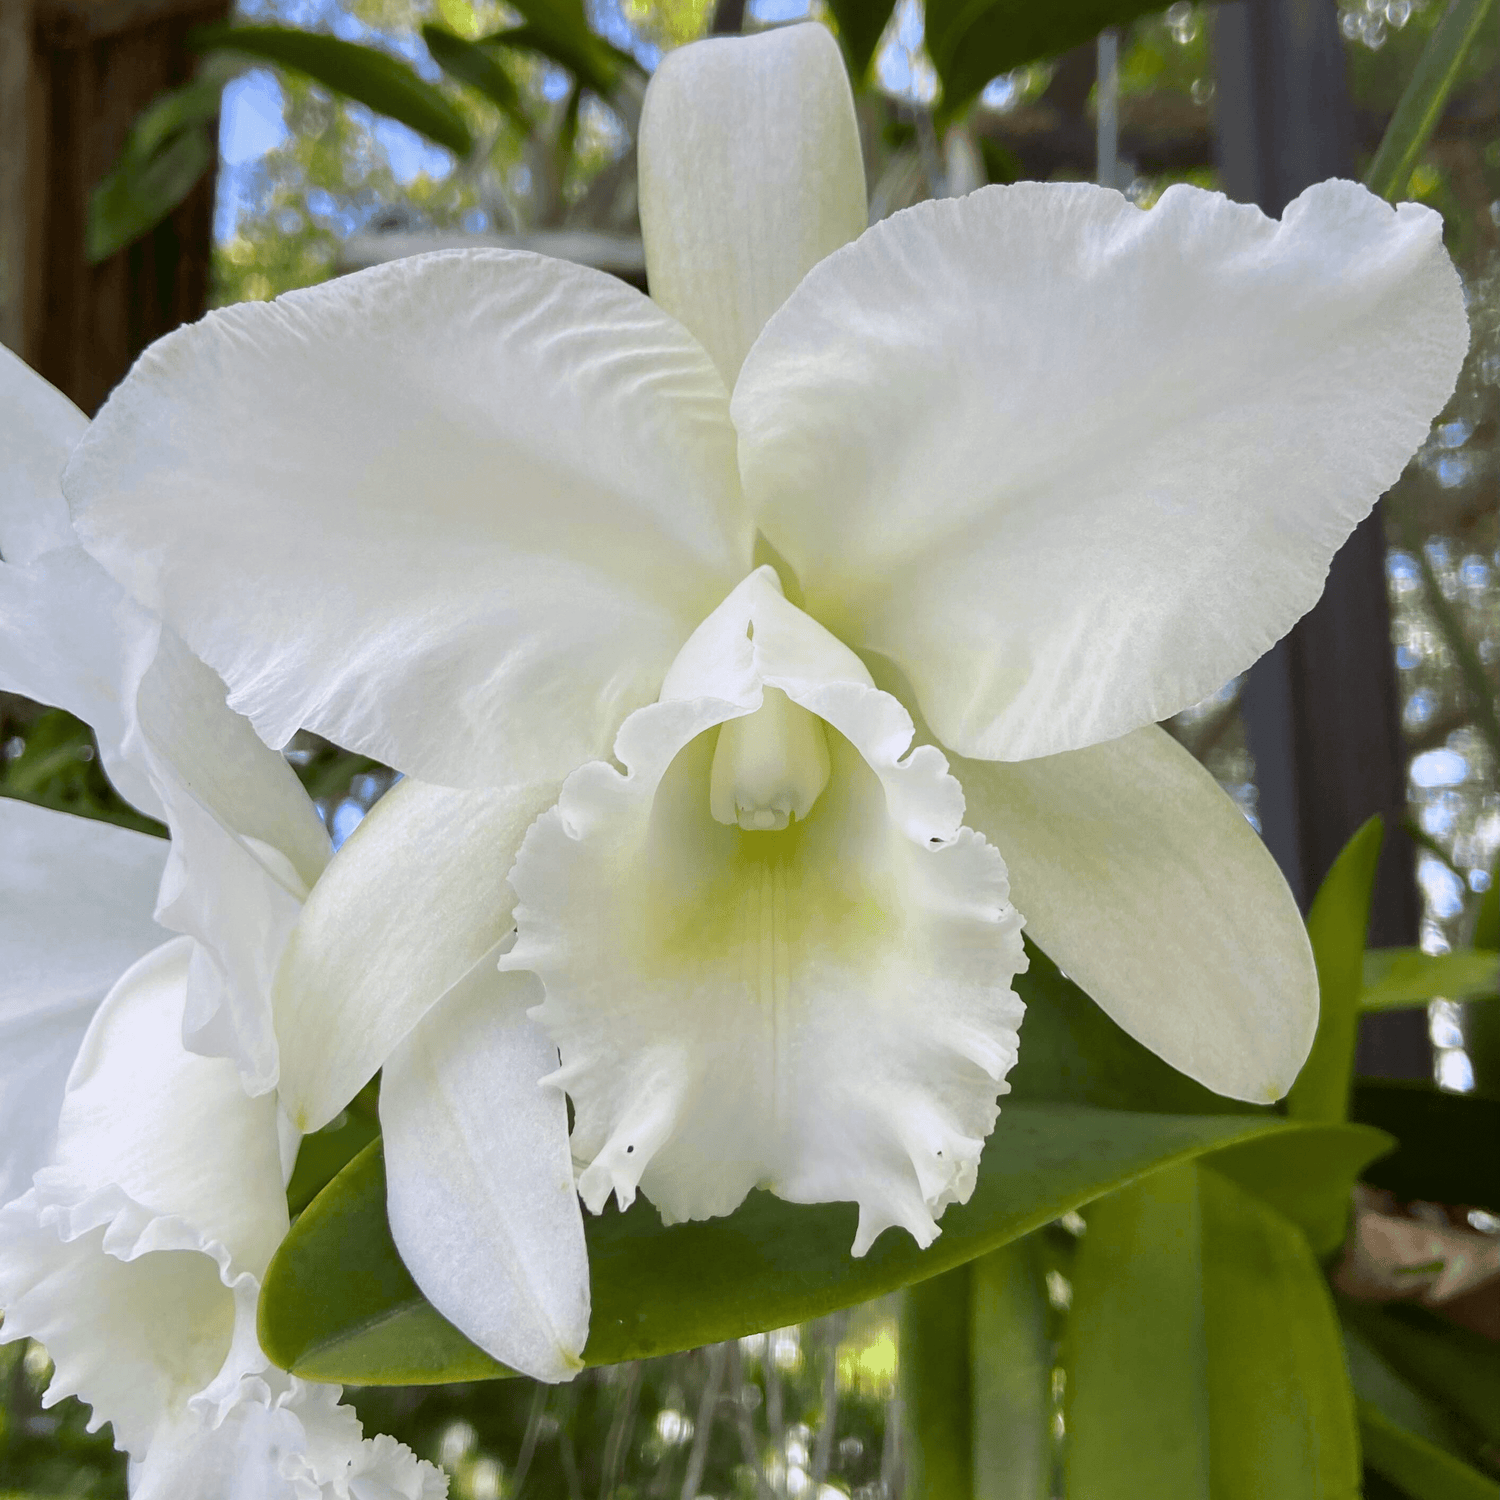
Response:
[65,25,1467,1382]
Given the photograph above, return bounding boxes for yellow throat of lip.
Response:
[709,686,832,832]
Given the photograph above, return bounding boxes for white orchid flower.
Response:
[0,358,446,1496]
[63,24,1467,1383]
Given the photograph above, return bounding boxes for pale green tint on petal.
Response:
[0,344,83,566]
[734,180,1469,762]
[68,250,749,789]
[0,800,168,1206]
[957,726,1316,1104]
[506,571,1025,1254]
[382,963,589,1383]
[639,23,867,387]
[274,775,560,1132]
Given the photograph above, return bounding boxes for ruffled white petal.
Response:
[0,344,82,565]
[274,776,559,1132]
[0,937,288,1457]
[957,725,1317,1103]
[639,23,867,387]
[38,936,288,1273]
[0,800,168,1204]
[733,179,1469,762]
[381,962,589,1383]
[132,1377,448,1500]
[67,250,749,789]
[505,569,1025,1253]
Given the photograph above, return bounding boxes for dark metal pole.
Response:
[1211,0,1428,1077]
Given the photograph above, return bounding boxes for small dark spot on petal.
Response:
[626,1145,634,1154]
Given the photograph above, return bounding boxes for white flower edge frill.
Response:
[0,932,446,1498]
[500,567,1026,1253]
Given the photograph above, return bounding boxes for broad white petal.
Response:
[0,938,287,1456]
[734,180,1469,761]
[639,23,867,387]
[68,251,749,788]
[140,631,330,1092]
[274,775,559,1132]
[957,725,1317,1103]
[0,800,167,1204]
[0,546,164,818]
[506,570,1026,1253]
[0,344,83,565]
[382,962,589,1383]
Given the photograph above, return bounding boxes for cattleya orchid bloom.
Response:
[0,353,447,1499]
[65,25,1466,1383]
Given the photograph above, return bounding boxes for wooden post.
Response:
[1213,0,1428,1078]
[0,0,228,415]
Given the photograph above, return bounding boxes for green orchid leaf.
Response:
[1363,0,1499,203]
[1066,1164,1360,1500]
[825,0,899,84]
[260,1108,1377,1385]
[970,1237,1051,1499]
[1352,1080,1500,1211]
[1341,1300,1500,1456]
[923,0,1165,123]
[902,1263,974,1497]
[286,1101,382,1216]
[1288,816,1384,1127]
[1359,1403,1500,1500]
[1362,947,1499,1010]
[1345,1320,1493,1480]
[475,0,637,103]
[191,24,474,158]
[421,25,531,133]
[1198,1169,1361,1499]
[87,120,215,264]
[1065,1162,1212,1498]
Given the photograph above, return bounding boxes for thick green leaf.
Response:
[87,121,215,263]
[1364,0,1499,202]
[1190,1123,1389,1259]
[1359,1403,1500,1500]
[421,25,530,133]
[192,25,474,157]
[1200,1168,1361,1500]
[970,1238,1051,1500]
[924,0,1165,122]
[1288,816,1384,1127]
[1066,1163,1362,1500]
[476,0,637,102]
[1363,948,1499,1010]
[825,0,899,83]
[1352,1080,1500,1212]
[286,1102,382,1216]
[261,1108,1368,1384]
[1341,1300,1500,1456]
[901,1264,973,1499]
[1065,1162,1212,1498]
[1344,1321,1487,1471]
